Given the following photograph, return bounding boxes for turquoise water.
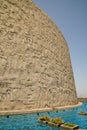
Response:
[0,102,87,130]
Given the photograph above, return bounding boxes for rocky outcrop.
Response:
[0,0,77,110]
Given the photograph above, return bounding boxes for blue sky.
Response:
[33,0,87,97]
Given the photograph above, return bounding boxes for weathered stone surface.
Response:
[0,0,77,110]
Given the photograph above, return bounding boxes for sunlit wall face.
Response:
[0,0,77,111]
[33,0,87,98]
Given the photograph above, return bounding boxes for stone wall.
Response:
[0,0,77,110]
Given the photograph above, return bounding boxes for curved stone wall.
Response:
[0,0,77,110]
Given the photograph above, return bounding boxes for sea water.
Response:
[0,102,87,130]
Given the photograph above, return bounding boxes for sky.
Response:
[33,0,87,98]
